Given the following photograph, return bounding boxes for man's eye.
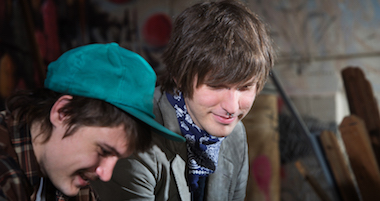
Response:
[100,148,112,156]
[208,85,223,89]
[207,84,230,89]
[238,85,250,91]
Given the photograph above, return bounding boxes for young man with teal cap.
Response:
[0,42,185,200]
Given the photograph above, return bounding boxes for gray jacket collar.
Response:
[153,88,191,200]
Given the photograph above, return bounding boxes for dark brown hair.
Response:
[5,88,151,153]
[159,0,275,98]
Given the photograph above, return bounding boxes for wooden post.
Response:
[295,160,333,201]
[320,130,361,201]
[19,0,46,82]
[341,67,380,166]
[242,93,280,201]
[0,54,16,98]
[339,115,380,200]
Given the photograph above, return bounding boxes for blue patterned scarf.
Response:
[166,91,225,193]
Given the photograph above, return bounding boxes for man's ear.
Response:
[50,95,73,127]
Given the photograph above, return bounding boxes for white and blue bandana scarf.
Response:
[166,91,225,193]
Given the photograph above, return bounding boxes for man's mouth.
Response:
[214,113,236,124]
[78,172,90,186]
[77,171,100,187]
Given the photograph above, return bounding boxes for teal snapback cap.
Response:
[44,42,185,142]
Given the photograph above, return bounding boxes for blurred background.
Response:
[2,0,380,200]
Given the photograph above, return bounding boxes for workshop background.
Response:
[1,0,380,201]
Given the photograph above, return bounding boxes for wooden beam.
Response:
[295,160,333,201]
[320,130,361,201]
[243,94,280,201]
[341,67,380,165]
[19,0,46,82]
[339,115,380,200]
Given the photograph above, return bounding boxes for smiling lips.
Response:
[78,172,98,187]
[214,113,236,124]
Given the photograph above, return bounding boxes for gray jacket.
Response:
[92,88,249,201]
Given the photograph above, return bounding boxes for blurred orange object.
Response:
[0,53,15,98]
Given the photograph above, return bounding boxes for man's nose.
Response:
[96,156,118,181]
[221,89,239,114]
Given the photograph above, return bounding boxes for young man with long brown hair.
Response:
[93,1,275,200]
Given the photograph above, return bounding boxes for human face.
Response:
[38,125,131,196]
[184,77,257,137]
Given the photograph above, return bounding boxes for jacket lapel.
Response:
[171,155,191,201]
[155,88,191,200]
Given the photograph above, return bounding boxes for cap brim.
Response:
[113,103,185,142]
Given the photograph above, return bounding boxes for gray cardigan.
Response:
[92,87,249,201]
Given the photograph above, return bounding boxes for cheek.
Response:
[71,150,101,168]
[189,94,218,110]
[85,152,102,163]
[200,90,224,106]
[198,96,219,108]
[240,95,256,111]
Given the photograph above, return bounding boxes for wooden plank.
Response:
[341,67,380,165]
[19,0,46,82]
[320,130,361,201]
[295,160,333,201]
[339,115,380,200]
[242,94,280,201]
